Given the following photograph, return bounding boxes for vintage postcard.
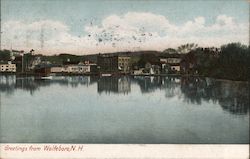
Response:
[0,0,249,158]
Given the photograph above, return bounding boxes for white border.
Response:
[0,144,249,159]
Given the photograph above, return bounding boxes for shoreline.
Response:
[0,72,248,82]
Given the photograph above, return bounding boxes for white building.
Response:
[170,65,180,72]
[0,61,16,73]
[63,65,91,74]
[160,58,181,64]
[132,69,144,75]
[81,65,91,73]
[51,67,64,73]
[160,56,181,73]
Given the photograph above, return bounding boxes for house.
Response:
[51,66,64,73]
[63,65,82,73]
[0,61,16,73]
[132,69,144,75]
[150,64,161,75]
[62,64,95,74]
[139,62,161,75]
[50,60,97,74]
[160,54,182,74]
[79,61,98,74]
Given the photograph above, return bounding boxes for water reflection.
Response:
[0,75,249,115]
[180,77,249,115]
[98,76,131,94]
[132,76,181,98]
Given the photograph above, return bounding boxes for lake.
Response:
[0,75,249,143]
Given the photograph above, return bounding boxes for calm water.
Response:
[0,75,249,143]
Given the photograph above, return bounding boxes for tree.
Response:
[177,43,198,54]
[192,48,218,76]
[0,50,11,61]
[163,48,178,54]
[218,42,249,80]
[137,53,159,68]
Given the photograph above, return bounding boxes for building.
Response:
[118,56,131,73]
[142,62,161,75]
[132,61,161,75]
[79,61,98,74]
[132,69,144,75]
[150,64,161,75]
[97,54,131,74]
[160,57,181,64]
[97,55,119,73]
[0,61,16,73]
[62,64,95,74]
[50,60,97,74]
[10,50,24,59]
[63,65,82,73]
[160,54,182,73]
[63,65,77,73]
[51,66,63,73]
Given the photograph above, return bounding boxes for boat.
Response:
[35,75,53,80]
[101,73,112,77]
[40,76,53,80]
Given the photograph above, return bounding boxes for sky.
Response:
[0,0,249,55]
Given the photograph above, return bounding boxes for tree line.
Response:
[1,42,249,80]
[178,43,250,81]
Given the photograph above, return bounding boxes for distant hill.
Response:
[81,50,163,63]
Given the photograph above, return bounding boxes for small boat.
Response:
[101,73,112,77]
[40,76,53,80]
[35,76,53,80]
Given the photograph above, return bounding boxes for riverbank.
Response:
[1,72,249,82]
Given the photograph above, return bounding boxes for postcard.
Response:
[0,0,249,158]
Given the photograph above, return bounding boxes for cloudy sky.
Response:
[1,0,249,55]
